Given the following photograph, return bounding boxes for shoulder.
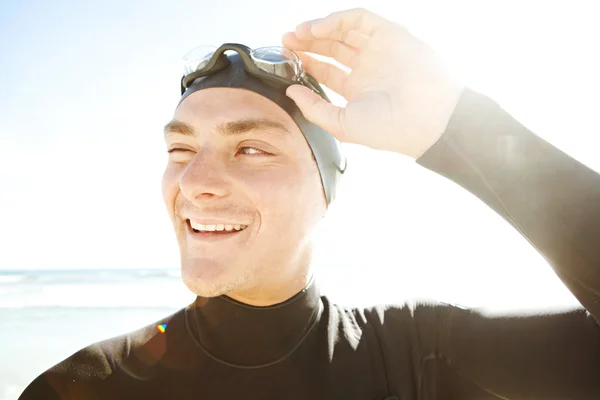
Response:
[362,299,467,328]
[57,307,186,376]
[325,296,467,347]
[327,296,463,326]
[19,307,187,400]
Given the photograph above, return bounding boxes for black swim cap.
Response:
[179,52,346,206]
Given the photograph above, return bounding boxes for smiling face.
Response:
[162,87,326,305]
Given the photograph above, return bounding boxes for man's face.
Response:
[162,87,326,302]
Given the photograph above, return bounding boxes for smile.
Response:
[186,219,249,242]
[189,220,248,232]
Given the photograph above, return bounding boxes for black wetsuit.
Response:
[19,89,600,399]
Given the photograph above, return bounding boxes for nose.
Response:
[178,149,231,202]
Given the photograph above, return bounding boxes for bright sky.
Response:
[1,0,598,310]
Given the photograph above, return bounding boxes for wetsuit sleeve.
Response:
[417,88,600,320]
[407,88,600,398]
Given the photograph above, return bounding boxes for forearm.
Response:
[416,88,600,320]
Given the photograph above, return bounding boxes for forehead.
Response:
[175,87,294,129]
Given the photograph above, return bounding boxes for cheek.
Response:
[236,163,321,224]
[236,166,296,205]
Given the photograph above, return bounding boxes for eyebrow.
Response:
[163,118,290,138]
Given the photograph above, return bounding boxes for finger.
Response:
[297,8,386,41]
[284,28,369,53]
[295,21,343,42]
[342,30,372,51]
[282,32,359,69]
[295,52,350,98]
[286,85,348,142]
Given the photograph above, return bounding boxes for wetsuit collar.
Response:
[185,278,322,368]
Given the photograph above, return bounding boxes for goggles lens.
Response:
[182,45,305,82]
[250,47,304,81]
[182,45,218,75]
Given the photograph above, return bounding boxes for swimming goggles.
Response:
[180,43,329,100]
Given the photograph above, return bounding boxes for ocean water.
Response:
[0,269,192,400]
[0,268,192,309]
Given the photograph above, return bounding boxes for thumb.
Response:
[286,85,346,141]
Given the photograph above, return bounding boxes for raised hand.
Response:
[282,8,464,159]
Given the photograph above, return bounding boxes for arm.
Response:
[417,88,600,321]
[284,8,600,396]
[412,88,600,398]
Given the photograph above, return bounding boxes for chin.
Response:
[180,257,247,298]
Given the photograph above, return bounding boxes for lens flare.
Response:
[157,323,168,334]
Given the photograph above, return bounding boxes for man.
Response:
[20,8,600,399]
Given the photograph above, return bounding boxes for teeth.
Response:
[190,220,247,232]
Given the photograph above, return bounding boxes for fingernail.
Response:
[295,21,307,31]
[286,84,302,98]
[282,32,298,43]
[295,21,311,38]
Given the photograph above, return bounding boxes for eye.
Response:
[237,146,270,156]
[167,147,193,154]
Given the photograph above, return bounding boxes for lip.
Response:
[185,219,248,243]
[188,219,248,226]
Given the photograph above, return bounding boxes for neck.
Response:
[227,272,312,306]
[226,246,314,306]
[186,276,322,367]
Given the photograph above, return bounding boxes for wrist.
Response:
[414,83,465,159]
